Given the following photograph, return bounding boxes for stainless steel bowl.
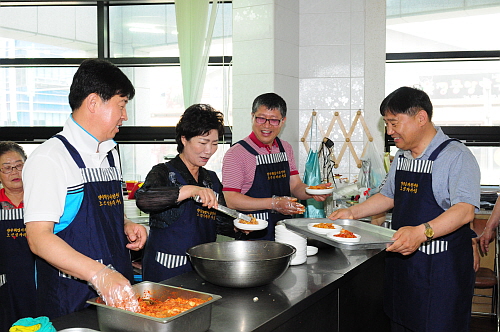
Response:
[187,240,295,288]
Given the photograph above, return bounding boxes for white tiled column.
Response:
[232,0,386,180]
[298,0,386,180]
[232,0,299,144]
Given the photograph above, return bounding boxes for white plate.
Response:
[305,187,334,195]
[307,222,342,235]
[234,218,268,231]
[329,232,361,243]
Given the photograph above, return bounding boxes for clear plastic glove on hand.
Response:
[88,264,139,312]
[271,196,305,215]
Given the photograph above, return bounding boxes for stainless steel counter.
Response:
[52,245,389,332]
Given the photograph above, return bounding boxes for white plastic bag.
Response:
[358,142,387,195]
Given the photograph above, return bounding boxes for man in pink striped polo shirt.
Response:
[222,93,329,240]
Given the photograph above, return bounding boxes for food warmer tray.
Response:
[281,218,395,250]
[87,281,221,332]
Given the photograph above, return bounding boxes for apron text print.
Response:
[267,169,287,181]
[197,208,217,220]
[5,227,27,238]
[97,192,122,207]
[399,181,419,194]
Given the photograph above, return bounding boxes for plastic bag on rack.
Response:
[302,111,325,218]
[358,141,387,196]
[303,149,325,218]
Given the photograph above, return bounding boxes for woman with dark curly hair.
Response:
[136,104,234,282]
[0,141,36,331]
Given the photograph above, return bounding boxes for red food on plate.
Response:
[313,223,338,229]
[333,229,357,238]
[308,185,333,189]
[238,216,258,225]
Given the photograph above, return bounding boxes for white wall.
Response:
[232,0,300,143]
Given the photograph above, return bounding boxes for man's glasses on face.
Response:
[254,116,282,126]
[0,163,24,174]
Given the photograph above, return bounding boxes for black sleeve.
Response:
[135,164,181,214]
[212,175,236,238]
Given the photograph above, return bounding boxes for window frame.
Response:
[0,1,233,145]
[385,50,500,151]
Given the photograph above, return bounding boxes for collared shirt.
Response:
[222,133,299,194]
[248,132,279,153]
[23,116,121,223]
[0,188,23,209]
[380,126,480,211]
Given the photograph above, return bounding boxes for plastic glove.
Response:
[271,196,305,215]
[88,264,139,312]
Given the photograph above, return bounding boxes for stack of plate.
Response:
[275,224,307,265]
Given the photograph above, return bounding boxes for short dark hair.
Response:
[0,141,27,161]
[380,86,433,120]
[175,104,225,153]
[252,93,287,118]
[68,59,135,111]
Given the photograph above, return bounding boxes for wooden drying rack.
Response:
[300,110,373,168]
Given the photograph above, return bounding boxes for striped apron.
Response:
[141,162,219,282]
[35,135,133,319]
[236,138,291,240]
[0,205,36,331]
[384,139,474,332]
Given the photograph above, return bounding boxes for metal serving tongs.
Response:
[193,195,253,222]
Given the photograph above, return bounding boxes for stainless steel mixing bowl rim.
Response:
[186,252,296,262]
[186,242,296,262]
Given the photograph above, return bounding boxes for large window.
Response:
[0,1,233,181]
[109,3,232,58]
[0,5,98,59]
[386,61,500,126]
[386,0,500,185]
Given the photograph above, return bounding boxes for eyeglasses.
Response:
[254,116,282,126]
[0,163,24,174]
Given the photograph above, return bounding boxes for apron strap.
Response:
[54,134,115,168]
[237,137,286,156]
[428,138,461,161]
[237,140,258,155]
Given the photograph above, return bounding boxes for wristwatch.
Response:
[423,222,434,242]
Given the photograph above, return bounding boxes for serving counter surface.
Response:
[52,244,389,332]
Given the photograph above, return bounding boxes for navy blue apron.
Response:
[236,138,290,240]
[35,135,133,319]
[0,205,36,331]
[385,139,473,332]
[142,162,219,282]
